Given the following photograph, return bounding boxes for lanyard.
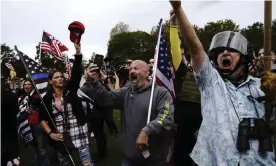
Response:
[226,83,261,122]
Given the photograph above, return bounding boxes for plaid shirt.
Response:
[52,95,88,149]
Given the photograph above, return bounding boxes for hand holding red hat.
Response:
[74,39,81,55]
[68,21,85,43]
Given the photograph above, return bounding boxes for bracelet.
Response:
[48,130,53,136]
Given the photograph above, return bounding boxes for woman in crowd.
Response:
[18,78,50,166]
[39,41,94,166]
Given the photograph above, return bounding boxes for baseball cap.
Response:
[68,21,85,43]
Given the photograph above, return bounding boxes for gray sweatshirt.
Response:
[91,80,174,166]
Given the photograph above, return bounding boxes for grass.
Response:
[19,110,123,166]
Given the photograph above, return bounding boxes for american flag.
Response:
[17,90,35,143]
[41,31,69,60]
[64,53,71,77]
[5,62,14,70]
[15,48,49,143]
[154,20,175,98]
[16,49,48,97]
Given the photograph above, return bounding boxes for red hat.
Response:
[68,21,85,43]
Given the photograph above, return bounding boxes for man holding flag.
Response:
[84,20,174,166]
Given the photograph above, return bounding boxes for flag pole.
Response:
[38,30,44,64]
[147,19,163,124]
[14,46,76,166]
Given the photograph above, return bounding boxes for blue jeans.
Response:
[28,124,50,166]
[78,145,94,166]
[56,145,94,166]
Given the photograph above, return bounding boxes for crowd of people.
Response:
[2,1,276,166]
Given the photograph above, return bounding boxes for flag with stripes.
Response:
[17,90,35,143]
[64,54,72,77]
[41,31,69,60]
[17,50,48,97]
[5,62,15,70]
[154,19,175,98]
[15,49,49,143]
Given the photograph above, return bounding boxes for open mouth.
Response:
[222,59,231,68]
[130,75,137,82]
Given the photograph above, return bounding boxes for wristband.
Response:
[48,130,53,136]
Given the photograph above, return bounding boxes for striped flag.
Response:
[15,48,49,143]
[64,53,72,77]
[16,49,48,97]
[154,19,175,98]
[17,90,35,143]
[41,31,68,60]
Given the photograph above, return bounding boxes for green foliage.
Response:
[240,22,264,53]
[109,22,131,40]
[1,43,16,61]
[2,19,276,78]
[197,19,239,51]
[150,19,276,55]
[1,44,27,78]
[107,30,155,68]
[271,20,276,52]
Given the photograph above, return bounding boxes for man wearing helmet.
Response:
[170,1,275,166]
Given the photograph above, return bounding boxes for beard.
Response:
[87,76,98,83]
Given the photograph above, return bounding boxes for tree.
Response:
[1,44,15,78]
[109,22,131,39]
[150,19,239,55]
[271,19,276,52]
[1,44,28,78]
[197,19,240,51]
[240,19,276,53]
[107,31,155,69]
[1,43,15,61]
[241,22,264,53]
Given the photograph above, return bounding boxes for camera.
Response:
[237,118,272,153]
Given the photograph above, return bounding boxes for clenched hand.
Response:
[136,131,149,150]
[74,40,81,55]
[169,0,181,10]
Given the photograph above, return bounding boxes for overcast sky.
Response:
[1,0,276,60]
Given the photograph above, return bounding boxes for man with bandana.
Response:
[170,1,275,165]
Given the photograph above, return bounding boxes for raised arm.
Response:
[90,81,127,109]
[170,1,205,73]
[80,63,127,109]
[66,41,83,93]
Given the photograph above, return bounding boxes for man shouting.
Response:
[170,1,275,166]
[85,60,174,166]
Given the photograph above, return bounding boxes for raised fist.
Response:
[170,9,177,24]
[74,40,81,55]
[170,0,181,10]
